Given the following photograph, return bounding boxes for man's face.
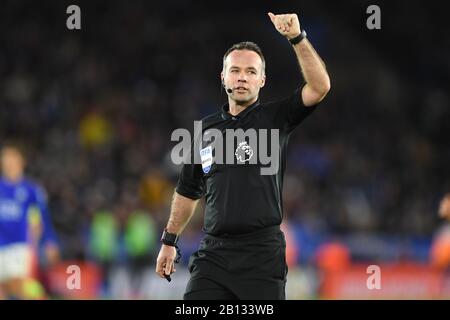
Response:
[222,50,265,105]
[1,147,25,180]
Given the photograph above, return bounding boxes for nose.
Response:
[237,71,247,82]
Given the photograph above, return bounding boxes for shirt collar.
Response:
[221,99,261,120]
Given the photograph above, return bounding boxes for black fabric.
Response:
[184,226,288,300]
[184,278,239,300]
[176,86,319,236]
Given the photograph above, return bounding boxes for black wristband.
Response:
[160,229,179,246]
[289,30,307,45]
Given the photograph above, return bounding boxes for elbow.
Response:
[319,76,331,97]
[312,77,331,102]
[324,76,331,94]
[302,76,331,106]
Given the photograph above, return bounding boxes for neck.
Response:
[228,96,258,116]
[2,173,23,183]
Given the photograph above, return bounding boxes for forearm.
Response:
[292,38,330,94]
[166,191,199,235]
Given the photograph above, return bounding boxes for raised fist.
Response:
[268,12,301,40]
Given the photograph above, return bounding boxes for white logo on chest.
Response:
[235,141,254,163]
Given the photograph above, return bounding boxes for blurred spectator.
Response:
[79,108,114,150]
[0,142,59,299]
[430,194,450,269]
[88,209,119,266]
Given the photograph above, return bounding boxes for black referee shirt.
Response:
[176,85,319,236]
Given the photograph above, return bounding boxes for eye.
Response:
[230,69,239,73]
[248,70,257,75]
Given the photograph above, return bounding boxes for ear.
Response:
[260,74,266,88]
[220,72,224,85]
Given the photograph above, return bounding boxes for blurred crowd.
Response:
[0,0,449,297]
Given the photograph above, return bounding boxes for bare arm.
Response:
[293,38,330,106]
[166,191,200,234]
[268,12,331,106]
[156,191,200,279]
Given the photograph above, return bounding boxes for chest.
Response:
[0,185,31,219]
[198,117,285,177]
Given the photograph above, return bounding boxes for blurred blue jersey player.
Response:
[0,143,59,299]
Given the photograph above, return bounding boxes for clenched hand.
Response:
[156,244,177,279]
[268,12,301,40]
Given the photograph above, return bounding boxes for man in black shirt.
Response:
[156,12,330,299]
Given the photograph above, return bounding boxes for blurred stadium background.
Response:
[1,0,449,299]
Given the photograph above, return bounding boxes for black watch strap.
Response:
[289,30,307,45]
[160,229,179,246]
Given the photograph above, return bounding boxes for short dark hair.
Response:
[1,140,28,159]
[222,41,266,74]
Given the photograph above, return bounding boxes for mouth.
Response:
[235,87,248,92]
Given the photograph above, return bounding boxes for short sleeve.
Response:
[175,139,205,200]
[175,163,205,200]
[265,83,319,133]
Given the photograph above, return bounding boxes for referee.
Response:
[156,12,330,300]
